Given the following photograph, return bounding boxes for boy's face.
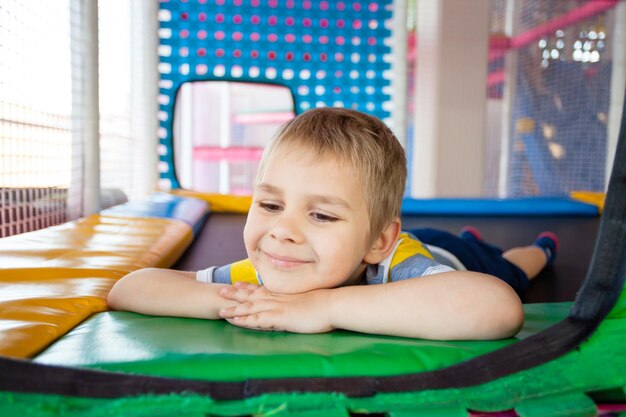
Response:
[244,146,372,294]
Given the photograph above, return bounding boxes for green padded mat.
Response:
[34,303,571,381]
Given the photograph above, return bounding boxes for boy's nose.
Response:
[269,215,304,244]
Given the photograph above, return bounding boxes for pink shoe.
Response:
[460,226,483,242]
[535,231,559,265]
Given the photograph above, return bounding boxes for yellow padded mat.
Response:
[171,190,252,213]
[0,214,194,272]
[570,191,605,213]
[0,215,194,358]
[0,269,121,358]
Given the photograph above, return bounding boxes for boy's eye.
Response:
[259,202,282,212]
[311,212,339,223]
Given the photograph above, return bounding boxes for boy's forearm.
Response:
[328,272,524,340]
[107,268,237,319]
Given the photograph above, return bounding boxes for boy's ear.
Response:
[364,217,401,264]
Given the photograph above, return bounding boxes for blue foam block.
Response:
[401,197,599,217]
[102,193,210,234]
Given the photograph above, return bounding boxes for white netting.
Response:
[406,0,618,198]
[0,1,74,237]
[490,0,616,197]
[1,0,155,237]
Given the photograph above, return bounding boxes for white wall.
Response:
[411,0,489,197]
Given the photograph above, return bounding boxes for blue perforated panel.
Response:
[158,0,394,188]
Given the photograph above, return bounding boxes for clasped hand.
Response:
[219,282,333,333]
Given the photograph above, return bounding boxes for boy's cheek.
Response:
[242,219,260,253]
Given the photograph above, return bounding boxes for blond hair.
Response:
[256,108,407,240]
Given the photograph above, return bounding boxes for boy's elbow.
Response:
[106,268,151,310]
[490,283,524,339]
[497,297,524,339]
[106,282,127,310]
[106,278,128,310]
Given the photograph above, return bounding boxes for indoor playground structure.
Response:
[1,0,626,416]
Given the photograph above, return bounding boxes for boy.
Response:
[108,108,557,340]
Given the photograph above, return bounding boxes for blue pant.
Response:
[409,228,529,298]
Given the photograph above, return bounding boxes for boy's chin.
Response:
[261,277,320,295]
[263,281,309,295]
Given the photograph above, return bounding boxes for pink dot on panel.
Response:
[268,16,277,25]
[234,0,242,5]
[303,53,311,61]
[286,0,294,8]
[198,12,207,21]
[286,52,293,60]
[337,19,345,28]
[197,47,207,56]
[233,32,243,41]
[320,1,329,10]
[268,51,276,59]
[335,70,343,77]
[214,31,225,40]
[369,3,378,12]
[337,2,345,10]
[268,33,278,42]
[285,34,296,43]
[196,64,208,75]
[233,49,242,57]
[251,15,260,24]
[368,37,376,46]
[180,29,189,38]
[197,30,207,39]
[320,53,327,61]
[335,52,344,62]
[216,0,224,4]
[268,0,278,7]
[319,36,329,44]
[303,1,311,9]
[320,19,328,28]
[215,14,224,23]
[335,36,345,45]
[251,50,259,58]
[180,12,188,20]
[233,15,243,24]
[251,0,259,6]
[285,17,294,26]
[303,18,311,27]
[179,47,189,57]
[353,3,362,11]
[250,32,261,41]
[333,87,341,93]
[216,49,225,57]
[352,20,362,29]
[303,34,312,43]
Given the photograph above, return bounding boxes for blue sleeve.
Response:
[196,265,232,284]
[389,254,455,282]
[212,265,232,284]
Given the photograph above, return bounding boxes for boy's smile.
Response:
[261,250,312,269]
[243,146,374,294]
